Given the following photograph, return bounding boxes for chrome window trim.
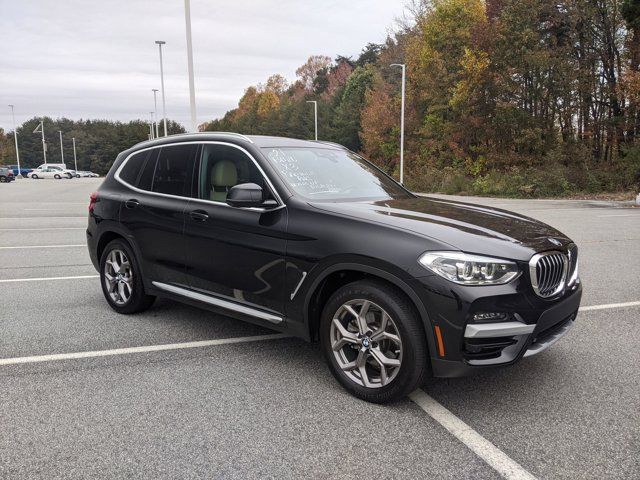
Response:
[529,250,569,298]
[152,281,283,324]
[114,140,284,211]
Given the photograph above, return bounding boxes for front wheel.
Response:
[99,239,155,314]
[31,174,38,179]
[54,174,61,179]
[320,280,428,403]
[0,176,6,183]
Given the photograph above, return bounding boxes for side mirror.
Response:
[226,183,267,208]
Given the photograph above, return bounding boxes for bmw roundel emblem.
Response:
[548,238,562,246]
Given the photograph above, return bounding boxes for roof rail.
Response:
[313,140,344,148]
[207,131,254,143]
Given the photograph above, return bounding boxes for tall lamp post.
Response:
[152,88,159,138]
[149,112,155,139]
[155,40,168,137]
[58,130,65,165]
[184,0,197,132]
[391,63,406,184]
[8,105,22,178]
[33,120,47,165]
[72,137,78,173]
[306,100,318,141]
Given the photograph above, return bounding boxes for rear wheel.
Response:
[31,174,38,179]
[320,280,428,403]
[54,174,61,179]
[0,176,6,183]
[99,239,155,314]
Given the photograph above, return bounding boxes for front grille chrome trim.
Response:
[529,250,569,298]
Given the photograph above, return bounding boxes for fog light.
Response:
[472,312,508,322]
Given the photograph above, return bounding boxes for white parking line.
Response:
[0,244,85,250]
[580,301,640,311]
[0,275,98,283]
[0,333,290,366]
[0,228,85,231]
[597,214,638,217]
[410,390,537,480]
[0,216,86,220]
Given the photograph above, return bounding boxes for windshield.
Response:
[262,147,411,201]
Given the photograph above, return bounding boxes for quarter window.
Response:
[119,150,150,186]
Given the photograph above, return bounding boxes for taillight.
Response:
[89,191,98,213]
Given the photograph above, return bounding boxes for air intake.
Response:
[529,251,568,298]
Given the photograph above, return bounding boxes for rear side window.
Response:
[119,150,150,185]
[151,144,199,196]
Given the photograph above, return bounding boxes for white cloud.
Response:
[0,0,407,131]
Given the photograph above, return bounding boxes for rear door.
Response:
[118,143,199,285]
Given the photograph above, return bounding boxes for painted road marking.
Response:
[0,334,291,366]
[410,389,538,480]
[0,244,85,250]
[0,217,86,220]
[0,275,98,283]
[580,301,640,311]
[0,228,85,231]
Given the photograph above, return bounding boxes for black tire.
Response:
[31,174,38,179]
[99,239,155,314]
[54,174,61,179]
[320,279,428,403]
[0,176,6,183]
[76,174,81,178]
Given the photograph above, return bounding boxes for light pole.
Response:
[8,105,22,178]
[391,63,406,184]
[149,112,155,139]
[72,137,78,173]
[183,0,197,132]
[152,88,159,137]
[155,40,168,137]
[58,130,65,165]
[33,120,47,165]
[306,100,318,141]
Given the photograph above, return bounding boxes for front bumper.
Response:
[412,272,582,378]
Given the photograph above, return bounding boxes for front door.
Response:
[182,143,288,319]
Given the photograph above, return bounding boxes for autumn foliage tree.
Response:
[200,0,640,196]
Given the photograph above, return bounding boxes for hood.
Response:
[309,196,572,262]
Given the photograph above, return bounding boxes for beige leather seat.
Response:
[210,160,238,202]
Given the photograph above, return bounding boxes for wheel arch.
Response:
[303,262,437,360]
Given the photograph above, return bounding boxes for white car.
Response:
[36,164,75,178]
[28,166,67,179]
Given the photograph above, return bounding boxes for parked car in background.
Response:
[0,166,16,182]
[28,166,66,179]
[77,171,99,177]
[36,163,75,178]
[8,165,32,176]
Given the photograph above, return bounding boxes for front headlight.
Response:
[418,251,520,285]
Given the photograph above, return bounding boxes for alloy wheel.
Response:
[103,249,133,305]
[330,299,403,388]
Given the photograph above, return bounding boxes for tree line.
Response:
[1,117,184,174]
[201,0,640,196]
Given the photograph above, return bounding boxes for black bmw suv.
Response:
[87,133,582,403]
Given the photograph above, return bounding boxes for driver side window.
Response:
[198,144,269,203]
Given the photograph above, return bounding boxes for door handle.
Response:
[189,210,209,222]
[125,199,140,209]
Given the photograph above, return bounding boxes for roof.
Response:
[131,132,344,150]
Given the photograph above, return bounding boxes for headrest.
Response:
[211,160,237,187]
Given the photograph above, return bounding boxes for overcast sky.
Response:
[0,0,408,132]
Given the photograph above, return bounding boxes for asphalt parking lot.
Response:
[1,178,638,479]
